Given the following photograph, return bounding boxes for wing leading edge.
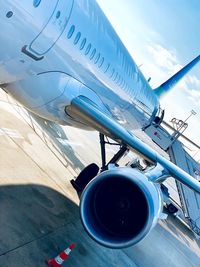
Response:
[67,96,200,194]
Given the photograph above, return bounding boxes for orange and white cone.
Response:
[47,243,76,267]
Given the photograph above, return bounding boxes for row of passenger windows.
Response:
[67,25,133,96]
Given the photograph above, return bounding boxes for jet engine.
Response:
[80,167,162,249]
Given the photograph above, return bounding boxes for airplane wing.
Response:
[67,95,200,194]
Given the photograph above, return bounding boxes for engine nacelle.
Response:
[80,167,162,249]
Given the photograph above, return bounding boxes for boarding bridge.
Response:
[144,122,200,236]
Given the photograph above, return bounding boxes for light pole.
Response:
[171,109,197,140]
[183,109,197,124]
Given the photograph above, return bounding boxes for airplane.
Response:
[0,0,200,249]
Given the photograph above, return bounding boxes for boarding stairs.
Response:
[144,122,200,236]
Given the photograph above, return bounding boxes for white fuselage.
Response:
[0,0,159,130]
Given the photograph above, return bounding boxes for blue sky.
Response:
[97,0,200,152]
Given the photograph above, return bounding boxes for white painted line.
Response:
[56,138,83,147]
[0,128,24,139]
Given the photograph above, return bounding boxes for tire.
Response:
[167,203,178,214]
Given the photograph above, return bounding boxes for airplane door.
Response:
[22,0,73,58]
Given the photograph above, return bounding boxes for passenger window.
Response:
[110,68,115,78]
[113,72,118,81]
[94,53,100,64]
[74,32,81,45]
[98,57,104,68]
[90,49,96,60]
[80,38,86,50]
[85,44,91,55]
[33,0,41,7]
[104,63,110,73]
[117,76,121,85]
[67,25,75,39]
[56,11,61,19]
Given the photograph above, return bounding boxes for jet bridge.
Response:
[144,121,200,236]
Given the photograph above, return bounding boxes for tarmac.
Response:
[0,89,199,267]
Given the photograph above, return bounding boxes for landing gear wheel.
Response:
[71,134,127,195]
[167,203,178,214]
[70,163,99,193]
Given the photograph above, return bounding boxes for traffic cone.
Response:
[47,243,76,267]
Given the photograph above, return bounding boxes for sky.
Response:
[97,0,200,156]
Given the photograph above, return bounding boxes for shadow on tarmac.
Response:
[27,112,86,172]
[0,184,199,267]
[0,184,94,266]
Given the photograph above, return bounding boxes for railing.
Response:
[189,219,200,236]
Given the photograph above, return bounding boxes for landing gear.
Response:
[99,133,128,171]
[166,203,178,214]
[70,133,128,194]
[70,163,99,194]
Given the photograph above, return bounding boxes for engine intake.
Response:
[80,167,162,248]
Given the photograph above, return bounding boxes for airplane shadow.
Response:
[0,184,199,267]
[0,184,104,267]
[27,112,86,172]
[0,96,85,174]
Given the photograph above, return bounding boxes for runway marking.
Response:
[0,128,23,139]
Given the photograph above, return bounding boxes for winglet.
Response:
[154,55,200,98]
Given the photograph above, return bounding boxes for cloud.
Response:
[139,43,184,88]
[189,89,200,98]
[187,89,200,106]
[187,75,200,87]
[146,43,200,92]
[147,44,182,73]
